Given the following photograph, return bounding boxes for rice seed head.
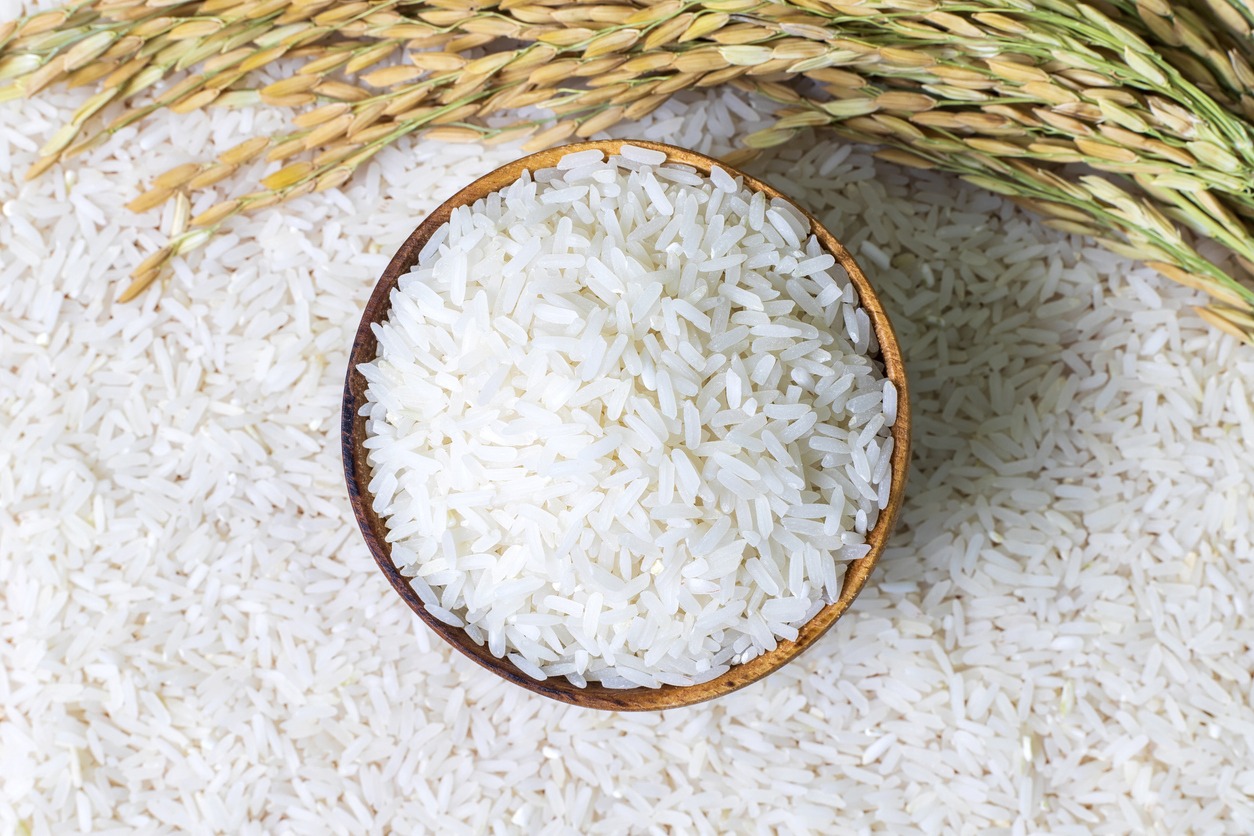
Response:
[721,147,759,167]
[623,92,671,121]
[910,111,967,129]
[959,172,1023,197]
[619,53,672,75]
[363,65,424,87]
[752,79,802,104]
[239,189,283,212]
[1228,50,1254,89]
[675,49,732,74]
[297,50,352,76]
[586,69,648,89]
[1191,189,1245,232]
[571,57,627,78]
[19,58,69,97]
[152,163,204,190]
[431,103,481,125]
[126,186,175,213]
[575,106,626,137]
[697,65,751,87]
[63,30,119,71]
[774,110,830,129]
[482,124,536,145]
[656,72,704,95]
[505,46,558,72]
[170,88,220,113]
[1158,265,1252,307]
[1203,0,1252,36]
[24,153,60,181]
[1024,82,1082,106]
[681,13,731,43]
[744,127,797,148]
[583,29,639,59]
[17,9,68,37]
[261,161,313,190]
[382,87,431,117]
[1073,138,1138,164]
[303,113,353,148]
[187,162,237,191]
[260,74,320,103]
[0,53,42,82]
[626,1,684,26]
[983,57,1053,84]
[168,191,191,238]
[36,121,84,157]
[267,137,308,162]
[719,45,773,66]
[771,41,827,62]
[529,60,580,87]
[172,228,212,256]
[344,123,395,145]
[116,267,162,303]
[1035,108,1094,136]
[1123,48,1169,87]
[315,165,355,192]
[341,40,398,75]
[314,80,369,101]
[874,91,936,113]
[117,246,174,301]
[1096,98,1151,134]
[217,136,270,166]
[537,28,596,48]
[425,125,485,143]
[643,13,694,50]
[463,51,516,78]
[873,148,938,169]
[966,137,1027,156]
[169,19,226,40]
[702,0,760,11]
[460,17,522,38]
[347,101,389,138]
[293,102,350,129]
[445,33,496,53]
[1042,218,1104,236]
[312,144,360,168]
[1186,140,1242,173]
[872,46,934,69]
[522,120,578,151]
[14,0,1254,333]
[1196,306,1254,341]
[407,51,465,72]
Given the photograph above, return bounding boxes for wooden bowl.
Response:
[342,139,911,711]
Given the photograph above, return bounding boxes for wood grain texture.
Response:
[342,140,912,711]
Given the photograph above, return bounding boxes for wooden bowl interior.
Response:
[342,139,911,711]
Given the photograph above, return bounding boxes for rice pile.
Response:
[360,145,897,689]
[4,60,1254,831]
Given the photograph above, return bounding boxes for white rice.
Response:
[361,146,895,688]
[4,62,1253,832]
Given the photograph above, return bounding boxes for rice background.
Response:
[3,11,1254,832]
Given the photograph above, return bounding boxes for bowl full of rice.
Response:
[342,140,910,710]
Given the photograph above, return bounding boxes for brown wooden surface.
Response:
[342,140,912,711]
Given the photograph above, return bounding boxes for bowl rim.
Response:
[342,139,911,711]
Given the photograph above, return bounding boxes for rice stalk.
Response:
[3,0,1254,341]
[756,92,1254,312]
